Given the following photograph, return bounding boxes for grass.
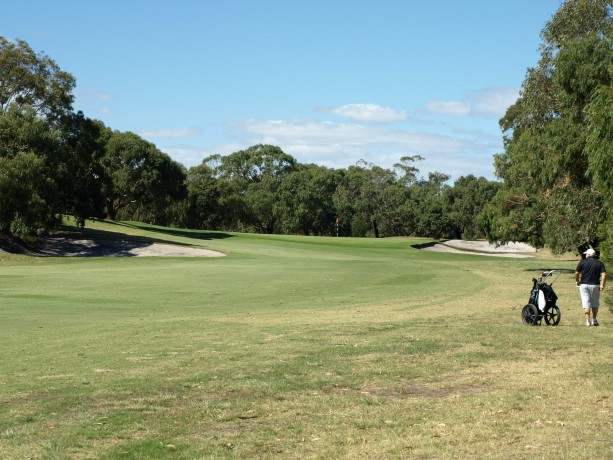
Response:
[1,220,611,459]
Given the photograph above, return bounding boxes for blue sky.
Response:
[3,0,563,182]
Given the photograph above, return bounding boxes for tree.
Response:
[443,175,501,239]
[100,131,186,221]
[394,155,424,186]
[117,150,187,225]
[0,107,62,236]
[0,152,56,236]
[215,145,297,233]
[181,163,223,230]
[56,113,108,227]
[410,172,453,239]
[0,37,75,122]
[244,176,281,234]
[485,0,612,254]
[276,164,341,236]
[0,37,76,236]
[219,144,296,184]
[334,161,397,238]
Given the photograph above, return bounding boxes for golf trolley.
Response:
[522,270,562,326]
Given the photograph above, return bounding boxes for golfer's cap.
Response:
[584,248,596,255]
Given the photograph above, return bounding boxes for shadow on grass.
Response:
[0,232,150,257]
[0,221,233,257]
[410,241,438,250]
[113,221,233,242]
[522,268,576,274]
[57,220,232,244]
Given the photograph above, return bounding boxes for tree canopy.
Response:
[483,0,613,255]
[0,37,75,122]
[3,0,611,271]
[0,36,187,236]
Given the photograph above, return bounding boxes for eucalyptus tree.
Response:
[56,113,108,227]
[394,155,424,186]
[0,37,75,121]
[443,175,501,239]
[0,37,76,235]
[276,163,341,236]
[585,64,613,258]
[334,161,397,238]
[181,162,223,230]
[100,131,186,221]
[0,150,55,236]
[219,144,296,183]
[117,150,187,225]
[410,172,453,239]
[485,0,612,254]
[215,144,297,233]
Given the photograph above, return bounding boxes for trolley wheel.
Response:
[544,305,561,326]
[522,304,539,325]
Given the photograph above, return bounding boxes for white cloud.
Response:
[425,100,470,117]
[158,143,243,168]
[138,127,201,138]
[91,90,113,101]
[426,87,519,118]
[327,103,407,123]
[161,145,211,166]
[224,119,494,179]
[230,119,469,153]
[153,117,499,181]
[467,86,519,117]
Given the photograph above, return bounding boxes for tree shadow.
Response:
[522,268,576,274]
[0,220,234,257]
[57,220,233,243]
[411,242,439,250]
[0,233,142,257]
[35,238,152,257]
[107,221,233,241]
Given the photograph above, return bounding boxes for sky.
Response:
[3,0,564,182]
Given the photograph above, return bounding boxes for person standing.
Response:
[575,248,607,326]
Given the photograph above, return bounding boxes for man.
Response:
[575,248,607,326]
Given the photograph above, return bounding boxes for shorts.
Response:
[579,284,600,309]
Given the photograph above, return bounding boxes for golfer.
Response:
[575,248,606,326]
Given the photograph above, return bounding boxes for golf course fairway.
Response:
[1,220,611,459]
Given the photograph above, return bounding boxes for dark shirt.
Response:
[576,258,606,285]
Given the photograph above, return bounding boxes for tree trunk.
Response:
[106,199,117,221]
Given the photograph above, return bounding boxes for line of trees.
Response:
[160,147,500,239]
[1,0,611,256]
[0,36,500,241]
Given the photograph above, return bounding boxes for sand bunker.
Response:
[417,239,535,258]
[0,237,225,257]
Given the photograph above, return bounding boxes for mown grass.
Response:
[0,220,611,459]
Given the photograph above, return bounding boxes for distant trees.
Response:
[0,35,516,243]
[276,163,340,236]
[177,149,499,240]
[443,175,501,240]
[334,161,398,238]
